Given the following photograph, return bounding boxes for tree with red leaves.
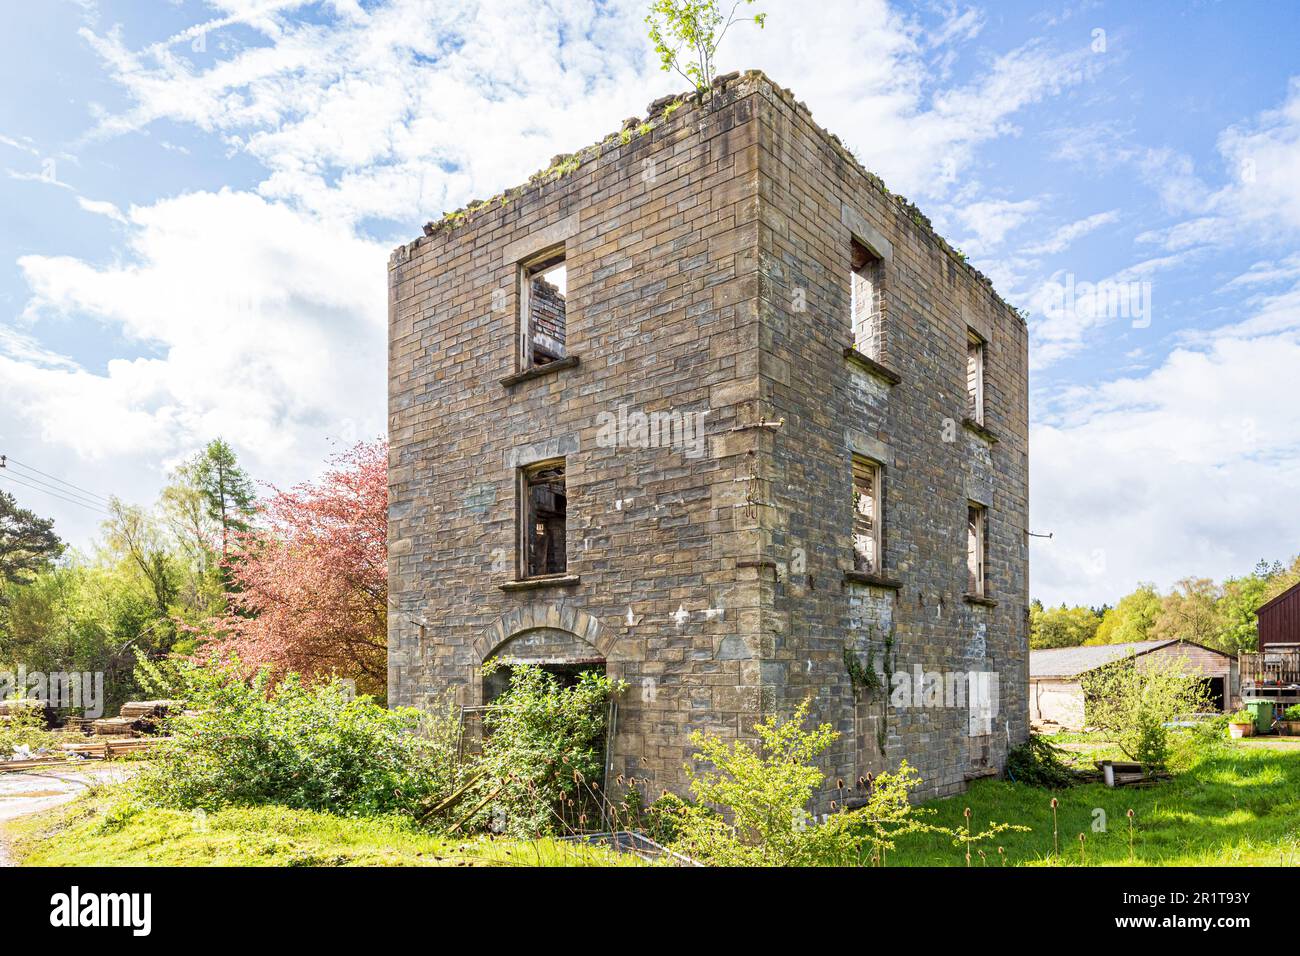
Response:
[206,440,388,696]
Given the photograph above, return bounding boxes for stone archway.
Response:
[472,602,613,663]
[473,602,615,706]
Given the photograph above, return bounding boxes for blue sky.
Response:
[1,0,1298,607]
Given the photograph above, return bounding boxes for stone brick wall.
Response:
[388,70,1029,809]
[749,77,1030,801]
[528,277,566,352]
[388,81,766,796]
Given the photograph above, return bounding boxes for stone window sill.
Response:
[500,355,580,388]
[963,592,998,607]
[961,417,999,444]
[843,347,902,385]
[844,570,903,590]
[499,574,581,592]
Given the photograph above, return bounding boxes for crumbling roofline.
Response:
[392,68,1022,322]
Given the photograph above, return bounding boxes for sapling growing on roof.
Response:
[646,0,766,94]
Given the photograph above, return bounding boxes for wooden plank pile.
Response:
[92,716,150,736]
[1097,759,1172,788]
[89,699,184,737]
[119,700,184,719]
[0,736,171,772]
[62,716,97,735]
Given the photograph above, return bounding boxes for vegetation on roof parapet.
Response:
[402,69,1018,319]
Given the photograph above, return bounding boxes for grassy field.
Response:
[887,744,1300,866]
[2,789,637,867]
[6,741,1297,867]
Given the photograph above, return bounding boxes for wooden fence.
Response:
[1239,646,1300,688]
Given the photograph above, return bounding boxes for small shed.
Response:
[1030,640,1238,731]
[1258,580,1300,649]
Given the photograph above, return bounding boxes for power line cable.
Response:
[0,459,112,510]
[2,456,110,503]
[0,471,111,515]
[0,470,109,511]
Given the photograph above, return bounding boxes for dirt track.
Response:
[0,765,133,866]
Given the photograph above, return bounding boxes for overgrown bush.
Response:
[1080,653,1212,773]
[667,700,941,865]
[0,705,58,758]
[134,661,461,818]
[643,792,699,845]
[1169,713,1231,772]
[475,663,624,837]
[1005,734,1078,788]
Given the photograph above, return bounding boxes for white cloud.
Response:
[1130,78,1300,257]
[1031,308,1300,605]
[76,196,128,224]
[954,198,1041,254]
[5,189,386,469]
[1021,208,1118,256]
[77,0,1103,224]
[1026,253,1183,369]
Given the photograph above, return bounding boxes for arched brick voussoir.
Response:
[473,601,612,662]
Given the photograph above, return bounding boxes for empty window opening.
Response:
[967,503,987,595]
[520,252,567,369]
[521,460,566,578]
[966,330,985,424]
[851,239,884,360]
[852,456,881,574]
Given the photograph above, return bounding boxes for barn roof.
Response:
[1029,639,1233,678]
[1258,579,1300,616]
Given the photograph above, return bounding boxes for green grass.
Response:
[888,745,1300,866]
[9,743,1299,867]
[3,789,640,867]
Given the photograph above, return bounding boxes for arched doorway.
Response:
[481,626,607,703]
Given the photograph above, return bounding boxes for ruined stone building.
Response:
[387,71,1029,805]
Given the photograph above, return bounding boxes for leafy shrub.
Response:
[475,663,623,837]
[1227,709,1254,724]
[134,661,460,818]
[1005,735,1078,788]
[667,699,940,865]
[1285,705,1300,721]
[132,647,197,701]
[1080,653,1213,772]
[620,786,706,845]
[1168,714,1231,772]
[0,705,58,758]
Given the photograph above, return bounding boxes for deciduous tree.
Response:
[646,0,766,94]
[1091,583,1162,645]
[206,440,387,696]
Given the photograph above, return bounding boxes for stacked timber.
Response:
[119,700,184,719]
[88,699,184,737]
[91,716,150,736]
[62,716,97,735]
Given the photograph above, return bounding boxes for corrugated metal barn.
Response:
[1030,640,1239,731]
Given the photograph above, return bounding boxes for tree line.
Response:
[1030,558,1300,653]
[0,439,386,712]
